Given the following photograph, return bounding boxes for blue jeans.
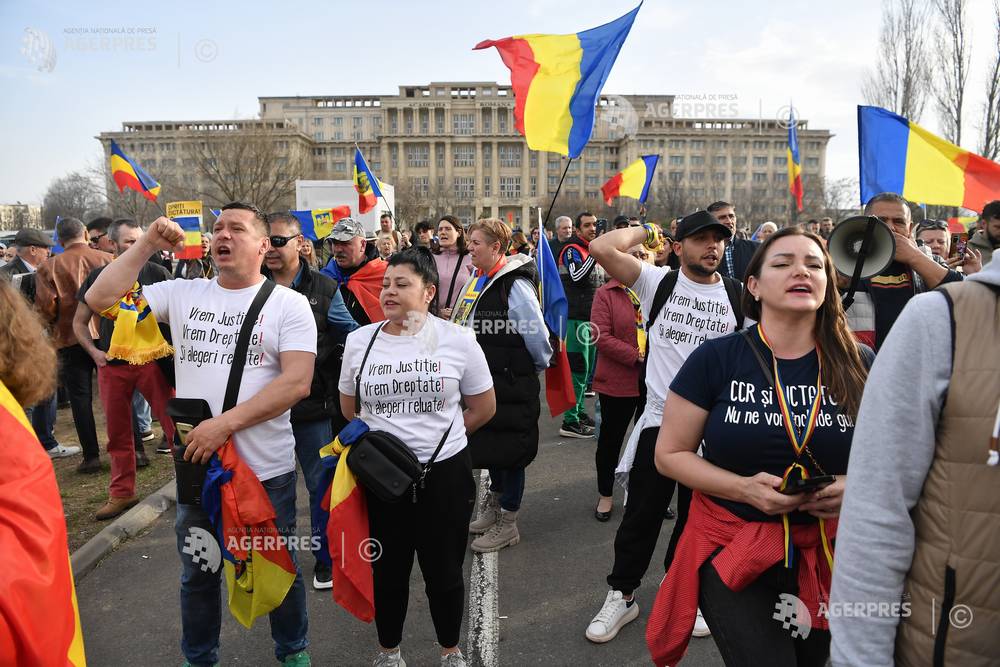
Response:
[174,470,308,665]
[291,418,332,566]
[26,393,59,450]
[488,467,526,512]
[132,390,152,434]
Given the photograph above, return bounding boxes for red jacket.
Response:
[646,491,836,666]
[590,279,641,398]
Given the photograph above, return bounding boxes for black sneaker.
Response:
[664,506,676,521]
[76,457,102,474]
[140,430,155,442]
[559,421,595,439]
[155,435,172,455]
[136,448,150,468]
[313,562,333,590]
[580,414,596,428]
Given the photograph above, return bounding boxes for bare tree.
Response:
[933,0,971,144]
[184,126,308,212]
[980,1,1000,159]
[862,0,933,121]
[41,171,107,226]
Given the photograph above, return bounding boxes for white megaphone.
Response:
[827,215,896,280]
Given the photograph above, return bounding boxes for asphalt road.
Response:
[76,397,724,666]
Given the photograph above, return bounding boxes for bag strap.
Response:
[354,322,387,416]
[740,328,774,387]
[444,253,466,307]
[646,269,679,331]
[222,279,276,413]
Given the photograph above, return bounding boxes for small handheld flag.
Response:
[474,4,641,158]
[354,149,383,214]
[166,201,204,260]
[110,140,161,202]
[292,207,353,241]
[601,155,659,205]
[787,110,804,212]
[536,210,576,416]
[858,105,1000,210]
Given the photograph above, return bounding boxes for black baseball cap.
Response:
[613,215,630,229]
[674,210,732,241]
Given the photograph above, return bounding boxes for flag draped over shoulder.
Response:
[474,4,641,158]
[321,258,387,322]
[202,441,297,628]
[99,282,173,364]
[110,140,160,201]
[0,380,86,666]
[536,229,576,416]
[602,155,658,205]
[291,207,353,241]
[319,418,374,622]
[858,105,1000,210]
[354,149,383,214]
[787,111,803,212]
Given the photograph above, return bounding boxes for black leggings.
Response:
[699,552,830,667]
[365,449,476,649]
[595,394,641,497]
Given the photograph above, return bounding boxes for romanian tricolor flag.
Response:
[291,207,352,241]
[0,380,86,666]
[202,441,297,628]
[474,4,641,158]
[787,110,804,212]
[109,140,161,201]
[354,148,383,215]
[166,201,204,261]
[319,419,374,622]
[859,105,1000,210]
[536,219,576,416]
[601,155,658,205]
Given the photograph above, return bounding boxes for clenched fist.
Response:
[145,216,186,252]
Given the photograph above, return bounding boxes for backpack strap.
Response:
[646,270,680,331]
[721,276,745,330]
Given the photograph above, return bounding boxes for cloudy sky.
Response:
[1,0,997,206]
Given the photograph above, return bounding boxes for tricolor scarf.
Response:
[621,284,646,355]
[453,256,507,326]
[318,418,375,622]
[100,281,173,364]
[321,258,387,322]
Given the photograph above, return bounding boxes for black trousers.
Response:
[700,552,830,667]
[595,394,641,497]
[366,449,476,649]
[607,427,678,596]
[59,344,100,460]
[664,482,692,570]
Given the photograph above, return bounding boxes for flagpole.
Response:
[542,157,574,230]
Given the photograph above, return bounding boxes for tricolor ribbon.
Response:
[622,285,646,356]
[758,324,833,570]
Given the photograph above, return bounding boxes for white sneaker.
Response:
[373,649,405,667]
[692,607,711,637]
[47,444,81,459]
[585,590,639,643]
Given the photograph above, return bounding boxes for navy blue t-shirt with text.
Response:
[669,327,859,523]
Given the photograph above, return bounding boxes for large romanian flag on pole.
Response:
[202,441,297,628]
[353,148,383,215]
[109,140,161,201]
[602,155,659,205]
[319,419,375,622]
[787,109,804,212]
[858,105,1000,210]
[536,210,576,417]
[474,4,641,158]
[0,380,86,666]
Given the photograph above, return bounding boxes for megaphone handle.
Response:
[841,217,879,312]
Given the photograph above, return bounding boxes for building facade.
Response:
[100,81,831,228]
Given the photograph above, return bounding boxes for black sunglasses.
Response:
[917,221,948,231]
[89,233,107,243]
[269,234,299,248]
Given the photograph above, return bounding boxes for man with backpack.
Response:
[583,210,745,645]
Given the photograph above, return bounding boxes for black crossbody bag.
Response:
[347,322,452,503]
[168,279,276,505]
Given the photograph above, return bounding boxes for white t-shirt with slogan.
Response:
[338,315,493,464]
[143,277,317,480]
[631,263,738,419]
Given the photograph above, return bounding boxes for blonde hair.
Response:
[0,281,57,407]
[468,218,512,253]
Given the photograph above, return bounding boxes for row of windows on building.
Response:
[639,138,825,152]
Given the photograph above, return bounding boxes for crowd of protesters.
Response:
[1,193,998,666]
